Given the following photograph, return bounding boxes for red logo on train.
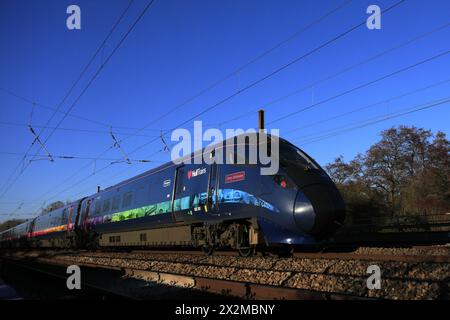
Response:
[225,171,246,183]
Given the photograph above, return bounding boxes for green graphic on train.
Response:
[88,189,278,226]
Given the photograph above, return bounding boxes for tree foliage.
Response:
[325,126,450,222]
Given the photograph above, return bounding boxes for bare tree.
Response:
[40,201,66,215]
[326,126,449,220]
[0,219,25,232]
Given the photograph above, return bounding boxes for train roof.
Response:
[0,218,33,236]
[102,132,283,192]
[0,199,81,236]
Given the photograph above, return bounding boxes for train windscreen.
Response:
[278,141,319,170]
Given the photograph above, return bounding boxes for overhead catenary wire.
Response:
[27,0,154,162]
[0,0,136,199]
[0,1,137,198]
[284,78,450,136]
[8,202,24,218]
[29,0,136,151]
[267,49,450,126]
[123,0,407,158]
[67,141,179,201]
[19,0,442,219]
[106,0,355,147]
[0,201,44,204]
[0,121,160,138]
[294,96,450,141]
[0,0,156,201]
[64,92,449,202]
[0,212,36,219]
[49,48,449,211]
[35,147,166,207]
[204,21,450,128]
[0,151,159,163]
[21,0,357,211]
[0,86,167,132]
[295,97,450,145]
[25,0,408,215]
[0,0,424,205]
[38,88,449,214]
[0,86,115,128]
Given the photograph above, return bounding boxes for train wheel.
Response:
[202,245,214,256]
[238,245,255,257]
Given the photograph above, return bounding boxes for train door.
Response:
[27,218,36,240]
[171,165,186,222]
[67,206,74,235]
[73,199,84,231]
[77,199,92,232]
[83,200,92,231]
[206,163,219,213]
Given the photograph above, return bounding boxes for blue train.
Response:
[0,134,345,256]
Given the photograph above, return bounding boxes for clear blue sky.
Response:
[0,0,449,221]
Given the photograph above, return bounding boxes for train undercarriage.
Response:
[96,218,264,257]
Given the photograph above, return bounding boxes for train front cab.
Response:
[253,137,345,248]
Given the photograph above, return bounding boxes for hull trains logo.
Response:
[187,168,207,179]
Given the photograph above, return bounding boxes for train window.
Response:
[61,209,67,224]
[109,235,121,243]
[62,208,69,223]
[102,199,111,213]
[94,201,101,215]
[279,142,318,169]
[111,196,120,211]
[140,233,147,242]
[122,192,133,208]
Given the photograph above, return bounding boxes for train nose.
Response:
[293,191,316,233]
[294,184,345,237]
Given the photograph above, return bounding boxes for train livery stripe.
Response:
[30,224,67,238]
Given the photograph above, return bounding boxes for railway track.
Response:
[41,242,448,263]
[1,246,449,300]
